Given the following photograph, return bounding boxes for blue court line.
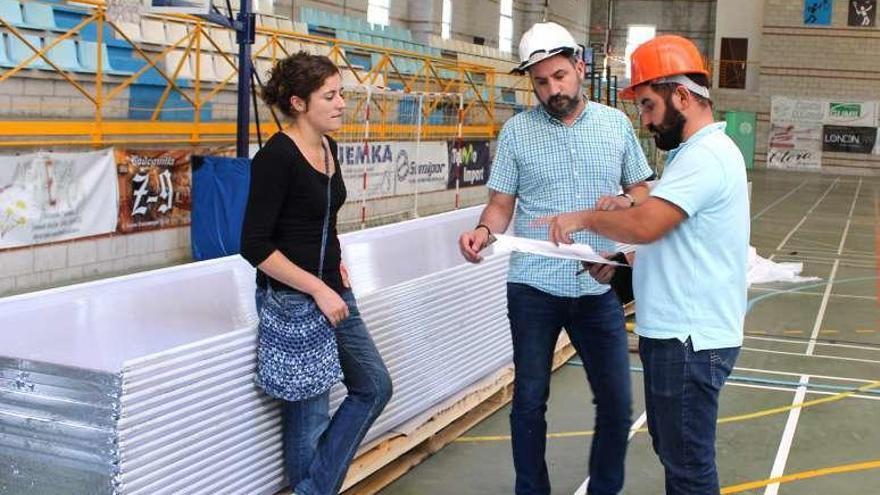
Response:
[746,276,878,313]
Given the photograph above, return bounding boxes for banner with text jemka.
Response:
[0,149,118,249]
[337,141,449,200]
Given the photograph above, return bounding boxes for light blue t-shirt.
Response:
[633,122,750,351]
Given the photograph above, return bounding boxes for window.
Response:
[498,0,513,53]
[719,37,748,89]
[368,0,390,27]
[624,25,656,79]
[442,0,452,40]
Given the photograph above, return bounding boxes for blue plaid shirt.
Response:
[488,100,652,297]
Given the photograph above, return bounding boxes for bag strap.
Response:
[317,137,332,281]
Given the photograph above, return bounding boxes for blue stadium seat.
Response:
[7,33,49,69]
[78,40,126,74]
[0,0,24,26]
[0,34,12,67]
[46,36,82,71]
[21,2,56,30]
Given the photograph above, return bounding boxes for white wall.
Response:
[0,227,191,296]
[0,186,490,297]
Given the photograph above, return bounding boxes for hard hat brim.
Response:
[510,47,575,74]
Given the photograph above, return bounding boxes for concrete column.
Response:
[407,0,438,43]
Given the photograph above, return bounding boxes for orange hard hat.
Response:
[620,35,709,100]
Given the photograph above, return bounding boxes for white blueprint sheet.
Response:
[492,234,624,266]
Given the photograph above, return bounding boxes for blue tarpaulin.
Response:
[191,155,251,261]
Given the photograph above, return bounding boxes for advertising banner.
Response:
[337,141,449,200]
[824,101,877,127]
[822,126,877,153]
[771,96,826,124]
[116,148,201,233]
[767,148,822,171]
[768,123,823,150]
[447,140,491,188]
[0,149,118,249]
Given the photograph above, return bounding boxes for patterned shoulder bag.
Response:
[255,137,343,401]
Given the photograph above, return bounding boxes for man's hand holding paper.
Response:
[491,234,624,266]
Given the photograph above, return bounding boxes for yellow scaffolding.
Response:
[0,0,518,148]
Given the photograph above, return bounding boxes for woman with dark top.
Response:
[240,52,392,495]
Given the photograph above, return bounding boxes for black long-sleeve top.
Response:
[240,132,347,294]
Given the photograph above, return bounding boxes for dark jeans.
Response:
[256,288,392,495]
[638,337,740,495]
[507,283,632,495]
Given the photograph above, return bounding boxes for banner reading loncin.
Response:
[0,149,118,249]
[337,141,449,200]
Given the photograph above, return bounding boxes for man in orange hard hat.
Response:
[539,35,749,495]
[458,21,654,495]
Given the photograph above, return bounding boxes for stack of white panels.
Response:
[1,206,514,494]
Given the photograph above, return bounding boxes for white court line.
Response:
[774,178,840,252]
[742,346,880,364]
[748,289,876,302]
[572,412,647,495]
[763,376,810,495]
[726,381,880,401]
[734,365,876,383]
[806,259,839,356]
[837,178,863,255]
[744,335,880,352]
[768,254,876,268]
[763,179,857,495]
[752,178,809,220]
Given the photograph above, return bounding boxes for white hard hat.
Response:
[512,22,580,74]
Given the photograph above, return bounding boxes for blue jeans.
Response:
[638,337,739,495]
[256,288,392,495]
[507,283,632,495]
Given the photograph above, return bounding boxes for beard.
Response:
[647,98,687,151]
[540,91,581,120]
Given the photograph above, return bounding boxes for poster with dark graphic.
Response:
[822,126,877,153]
[804,0,833,25]
[849,0,876,26]
[447,140,491,188]
[116,149,201,233]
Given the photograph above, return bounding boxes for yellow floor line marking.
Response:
[783,330,802,335]
[720,459,880,494]
[454,380,880,443]
[856,329,876,334]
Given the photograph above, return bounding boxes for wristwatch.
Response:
[618,193,635,207]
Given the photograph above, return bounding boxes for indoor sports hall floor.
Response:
[378,170,880,495]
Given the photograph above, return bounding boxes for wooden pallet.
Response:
[339,334,576,494]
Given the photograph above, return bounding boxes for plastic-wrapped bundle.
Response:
[0,206,514,494]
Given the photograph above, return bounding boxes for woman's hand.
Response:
[312,286,349,326]
[340,262,351,288]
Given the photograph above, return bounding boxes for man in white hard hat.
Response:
[458,22,653,495]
